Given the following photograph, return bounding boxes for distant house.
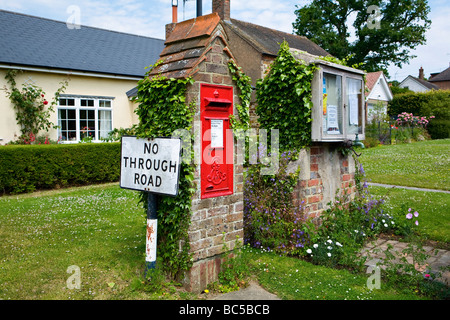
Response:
[398,67,439,93]
[364,71,393,122]
[429,66,450,90]
[0,10,164,144]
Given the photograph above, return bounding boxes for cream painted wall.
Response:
[0,69,140,144]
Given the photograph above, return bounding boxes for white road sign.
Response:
[120,136,181,196]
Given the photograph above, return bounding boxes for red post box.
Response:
[200,83,234,199]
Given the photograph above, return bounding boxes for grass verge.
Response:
[368,186,450,245]
[358,139,450,190]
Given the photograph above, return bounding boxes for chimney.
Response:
[166,1,178,40]
[213,0,230,21]
[172,0,178,23]
[419,67,424,80]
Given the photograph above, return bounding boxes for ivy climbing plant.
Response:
[133,72,196,279]
[4,69,69,141]
[228,60,251,132]
[255,41,317,152]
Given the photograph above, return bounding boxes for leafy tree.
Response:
[292,0,431,74]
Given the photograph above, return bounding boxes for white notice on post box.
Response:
[210,119,223,148]
[120,136,181,196]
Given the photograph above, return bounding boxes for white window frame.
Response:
[57,95,114,143]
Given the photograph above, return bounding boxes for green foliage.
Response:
[244,149,314,256]
[133,73,196,279]
[388,90,450,139]
[0,143,120,194]
[256,41,316,151]
[4,69,69,139]
[306,158,394,270]
[100,126,138,142]
[293,0,431,74]
[228,60,251,132]
[212,235,251,293]
[390,85,413,95]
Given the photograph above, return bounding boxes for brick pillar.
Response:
[212,0,231,21]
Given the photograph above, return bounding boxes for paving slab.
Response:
[210,281,281,300]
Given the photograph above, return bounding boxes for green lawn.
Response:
[1,140,448,300]
[358,139,450,191]
[1,183,446,300]
[368,186,450,244]
[241,247,428,300]
[0,184,180,300]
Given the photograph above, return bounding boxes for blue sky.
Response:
[0,0,449,81]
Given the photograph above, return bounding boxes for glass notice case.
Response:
[311,63,365,142]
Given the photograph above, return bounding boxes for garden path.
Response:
[367,182,450,194]
[361,238,450,286]
[209,241,449,300]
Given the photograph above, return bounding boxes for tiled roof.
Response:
[0,10,165,77]
[365,71,383,96]
[411,76,440,90]
[429,66,450,82]
[148,12,331,80]
[224,19,330,57]
[148,13,226,79]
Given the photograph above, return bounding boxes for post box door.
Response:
[200,84,234,199]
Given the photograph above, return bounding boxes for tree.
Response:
[292,0,431,75]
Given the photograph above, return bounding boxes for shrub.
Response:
[0,143,120,194]
[363,136,380,148]
[244,149,313,256]
[388,90,450,139]
[305,160,395,269]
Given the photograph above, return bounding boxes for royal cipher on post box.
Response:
[200,83,234,199]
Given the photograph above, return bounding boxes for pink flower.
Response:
[414,211,419,217]
[406,213,413,219]
[415,220,419,226]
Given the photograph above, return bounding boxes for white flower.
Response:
[391,221,395,225]
[336,242,342,247]
[327,239,333,244]
[313,244,318,248]
[327,253,331,257]
[384,223,388,227]
[354,230,358,233]
[382,219,385,223]
[327,246,332,250]
[306,249,312,254]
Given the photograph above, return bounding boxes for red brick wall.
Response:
[183,33,244,293]
[293,145,356,219]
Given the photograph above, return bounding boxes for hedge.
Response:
[388,90,450,139]
[0,143,120,194]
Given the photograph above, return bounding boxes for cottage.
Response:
[0,10,164,144]
[365,71,393,122]
[398,67,439,93]
[429,65,450,90]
